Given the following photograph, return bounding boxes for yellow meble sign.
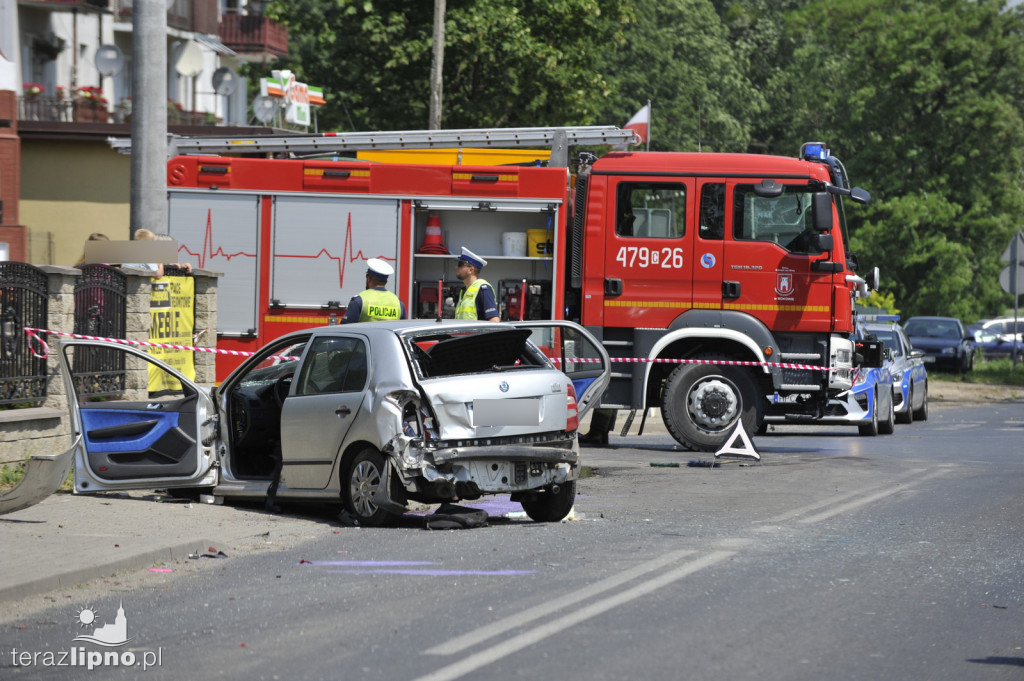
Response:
[148,276,196,392]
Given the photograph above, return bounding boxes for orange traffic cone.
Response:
[418,212,450,254]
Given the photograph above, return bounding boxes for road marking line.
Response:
[796,469,951,525]
[413,551,734,681]
[756,469,927,528]
[423,549,696,656]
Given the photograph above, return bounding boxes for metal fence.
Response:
[0,263,49,407]
[72,265,128,398]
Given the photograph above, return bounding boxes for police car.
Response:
[762,319,895,436]
[859,315,929,423]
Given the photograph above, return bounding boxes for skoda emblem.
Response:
[499,381,510,393]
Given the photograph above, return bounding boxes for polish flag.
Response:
[624,103,650,145]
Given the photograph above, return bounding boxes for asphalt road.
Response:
[2,401,1022,681]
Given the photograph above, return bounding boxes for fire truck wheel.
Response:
[660,359,762,452]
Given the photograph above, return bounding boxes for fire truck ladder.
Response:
[108,126,641,167]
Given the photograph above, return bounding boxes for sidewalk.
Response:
[0,409,666,604]
[0,489,322,603]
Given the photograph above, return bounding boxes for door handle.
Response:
[604,278,623,297]
[335,405,352,417]
[722,281,741,299]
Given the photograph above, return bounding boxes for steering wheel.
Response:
[231,393,250,444]
[274,373,294,408]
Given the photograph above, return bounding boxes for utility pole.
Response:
[129,0,167,237]
[428,0,445,130]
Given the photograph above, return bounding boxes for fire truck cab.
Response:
[571,143,872,449]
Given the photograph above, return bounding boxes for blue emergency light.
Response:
[855,313,900,322]
[801,142,829,161]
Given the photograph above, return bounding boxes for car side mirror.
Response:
[814,233,834,252]
[855,339,885,368]
[909,348,925,359]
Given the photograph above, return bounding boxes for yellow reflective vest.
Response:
[358,288,402,321]
[455,278,490,320]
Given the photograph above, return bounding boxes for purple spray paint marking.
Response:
[306,560,434,567]
[326,568,536,576]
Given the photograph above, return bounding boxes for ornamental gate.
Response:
[72,265,127,397]
[0,263,48,407]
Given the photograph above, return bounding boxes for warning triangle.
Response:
[714,420,760,461]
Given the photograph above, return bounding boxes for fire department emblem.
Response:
[776,272,795,296]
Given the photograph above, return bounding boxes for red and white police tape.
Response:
[23,327,833,372]
[22,327,301,363]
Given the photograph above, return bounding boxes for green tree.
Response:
[766,0,1024,320]
[598,0,765,152]
[264,0,631,132]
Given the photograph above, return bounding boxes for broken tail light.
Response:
[566,383,579,433]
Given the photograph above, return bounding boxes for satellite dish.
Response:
[252,95,278,123]
[212,66,238,96]
[95,44,125,77]
[173,40,204,77]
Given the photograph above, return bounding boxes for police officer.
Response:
[341,258,407,323]
[454,247,499,322]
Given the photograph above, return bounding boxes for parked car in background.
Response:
[903,316,975,373]
[968,317,1024,362]
[54,320,611,526]
[763,321,895,436]
[969,326,1024,362]
[860,316,928,423]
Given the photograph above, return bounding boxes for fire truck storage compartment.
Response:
[410,200,560,319]
[415,280,462,319]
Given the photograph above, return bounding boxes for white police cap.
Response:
[366,258,395,279]
[458,246,487,269]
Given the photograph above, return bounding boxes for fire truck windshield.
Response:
[732,184,825,254]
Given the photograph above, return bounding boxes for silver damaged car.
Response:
[53,320,610,525]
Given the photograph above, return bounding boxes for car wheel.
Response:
[896,385,913,424]
[858,390,879,436]
[342,448,398,527]
[660,357,763,452]
[520,480,576,522]
[879,390,895,435]
[912,384,928,421]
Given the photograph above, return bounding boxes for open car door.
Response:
[510,321,611,420]
[55,339,218,493]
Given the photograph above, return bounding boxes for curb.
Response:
[0,538,223,605]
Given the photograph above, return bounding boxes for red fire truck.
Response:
[159,126,876,451]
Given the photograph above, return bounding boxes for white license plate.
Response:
[474,398,540,426]
[923,356,935,363]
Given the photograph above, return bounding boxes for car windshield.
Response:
[238,341,307,389]
[904,319,959,339]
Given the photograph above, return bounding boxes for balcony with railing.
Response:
[17,93,223,127]
[219,13,288,61]
[112,0,219,35]
[18,0,108,10]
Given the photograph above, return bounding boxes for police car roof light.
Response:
[856,313,900,322]
[801,142,829,161]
